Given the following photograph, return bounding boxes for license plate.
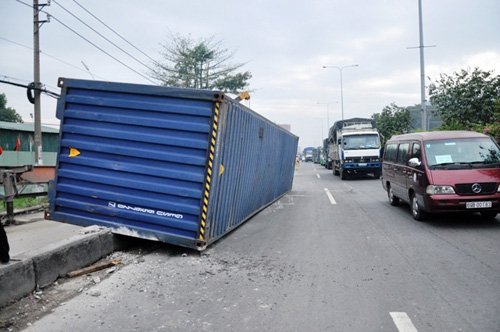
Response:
[358,163,367,166]
[466,201,492,209]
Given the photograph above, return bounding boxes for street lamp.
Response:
[81,61,95,80]
[323,64,358,120]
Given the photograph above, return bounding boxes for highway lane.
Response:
[309,161,500,331]
[23,161,500,332]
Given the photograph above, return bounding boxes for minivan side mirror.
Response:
[408,157,421,167]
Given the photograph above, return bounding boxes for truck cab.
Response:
[329,118,382,180]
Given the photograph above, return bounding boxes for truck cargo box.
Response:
[47,78,298,250]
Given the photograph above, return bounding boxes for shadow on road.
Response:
[421,212,500,229]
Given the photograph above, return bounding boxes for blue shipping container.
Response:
[48,78,298,250]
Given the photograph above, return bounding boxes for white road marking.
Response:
[390,312,418,332]
[316,174,321,179]
[324,188,336,205]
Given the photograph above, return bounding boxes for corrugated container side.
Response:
[48,78,298,250]
[204,100,297,245]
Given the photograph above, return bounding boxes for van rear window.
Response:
[397,143,410,164]
[384,143,398,162]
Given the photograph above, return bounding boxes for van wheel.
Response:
[411,193,427,221]
[388,185,399,206]
[480,211,497,220]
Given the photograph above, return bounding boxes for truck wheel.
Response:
[388,184,399,206]
[340,168,347,180]
[333,163,339,176]
[411,193,427,221]
[373,170,381,179]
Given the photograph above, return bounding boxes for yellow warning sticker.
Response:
[68,147,81,157]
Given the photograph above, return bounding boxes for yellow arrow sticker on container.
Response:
[219,164,224,176]
[68,147,81,157]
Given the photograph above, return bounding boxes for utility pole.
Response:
[408,0,435,131]
[418,0,427,131]
[33,0,50,165]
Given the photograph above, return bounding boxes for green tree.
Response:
[372,103,412,144]
[428,67,500,129]
[471,99,500,143]
[0,93,23,123]
[151,34,251,94]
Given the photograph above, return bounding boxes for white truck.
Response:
[328,117,382,180]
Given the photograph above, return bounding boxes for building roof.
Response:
[0,121,59,133]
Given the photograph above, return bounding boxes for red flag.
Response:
[15,137,20,151]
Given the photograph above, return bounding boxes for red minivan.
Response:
[381,131,500,221]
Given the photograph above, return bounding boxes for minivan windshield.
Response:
[343,134,380,150]
[424,137,500,168]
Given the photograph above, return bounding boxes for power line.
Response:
[0,78,60,99]
[0,36,31,50]
[0,36,106,82]
[13,0,158,84]
[73,0,159,65]
[47,14,157,84]
[14,0,31,8]
[52,0,157,75]
[0,75,31,84]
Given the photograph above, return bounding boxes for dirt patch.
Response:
[0,248,151,331]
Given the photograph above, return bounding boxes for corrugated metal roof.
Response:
[0,121,59,133]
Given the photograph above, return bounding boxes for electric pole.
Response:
[418,0,427,131]
[33,0,50,165]
[408,0,435,131]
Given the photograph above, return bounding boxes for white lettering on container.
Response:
[108,202,184,219]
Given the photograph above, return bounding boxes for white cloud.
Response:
[352,27,406,51]
[463,52,500,72]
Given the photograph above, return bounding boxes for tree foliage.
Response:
[371,103,412,144]
[428,67,500,128]
[0,93,23,123]
[151,34,251,94]
[470,99,500,143]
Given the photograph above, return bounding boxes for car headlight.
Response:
[426,185,456,194]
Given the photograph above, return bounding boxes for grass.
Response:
[0,196,49,212]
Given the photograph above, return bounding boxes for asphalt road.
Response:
[22,162,500,332]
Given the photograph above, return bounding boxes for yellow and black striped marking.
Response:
[199,102,220,241]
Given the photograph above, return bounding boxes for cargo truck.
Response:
[303,146,314,162]
[47,78,298,250]
[323,138,331,169]
[328,117,382,180]
[312,147,321,164]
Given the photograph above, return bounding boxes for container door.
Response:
[48,79,222,249]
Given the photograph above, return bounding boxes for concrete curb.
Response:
[0,227,122,308]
